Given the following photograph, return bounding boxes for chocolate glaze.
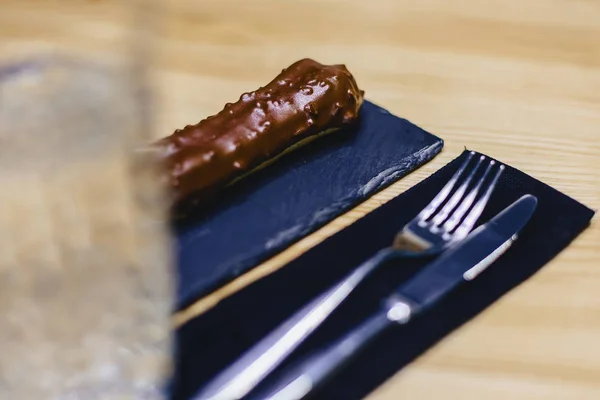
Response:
[156,58,364,212]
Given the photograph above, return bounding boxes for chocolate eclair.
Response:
[156,58,364,214]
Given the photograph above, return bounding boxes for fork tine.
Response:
[453,162,505,238]
[443,159,495,232]
[431,155,485,227]
[418,151,475,222]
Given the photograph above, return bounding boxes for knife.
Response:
[252,194,538,400]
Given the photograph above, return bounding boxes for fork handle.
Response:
[193,248,395,400]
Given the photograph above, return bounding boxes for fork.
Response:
[195,151,505,400]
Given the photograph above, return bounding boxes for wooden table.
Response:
[2,0,599,398]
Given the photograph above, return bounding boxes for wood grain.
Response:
[2,0,599,398]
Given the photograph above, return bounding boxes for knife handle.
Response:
[254,305,407,400]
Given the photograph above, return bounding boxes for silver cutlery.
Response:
[258,194,538,400]
[195,151,504,400]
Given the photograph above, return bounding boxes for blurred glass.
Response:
[0,1,174,399]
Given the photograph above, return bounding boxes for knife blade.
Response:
[254,194,537,400]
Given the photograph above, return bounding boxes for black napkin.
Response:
[170,150,595,400]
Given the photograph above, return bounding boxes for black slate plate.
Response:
[173,100,443,310]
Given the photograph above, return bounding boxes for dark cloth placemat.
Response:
[170,150,595,400]
[172,100,443,310]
